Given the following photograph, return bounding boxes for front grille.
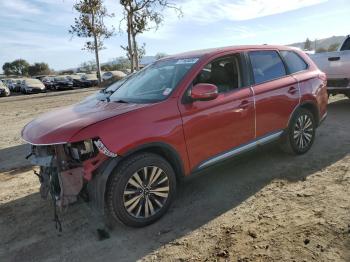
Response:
[327,78,349,88]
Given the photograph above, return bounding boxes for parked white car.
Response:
[310,35,350,98]
[102,70,126,81]
[0,80,10,97]
[21,79,46,94]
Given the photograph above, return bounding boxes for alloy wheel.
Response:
[293,114,314,150]
[123,166,170,219]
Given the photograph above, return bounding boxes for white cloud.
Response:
[0,0,41,15]
[140,0,327,40]
[179,0,328,22]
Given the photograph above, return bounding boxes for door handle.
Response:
[328,57,340,61]
[239,100,250,109]
[288,86,297,95]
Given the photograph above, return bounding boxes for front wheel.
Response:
[280,108,316,155]
[106,153,176,227]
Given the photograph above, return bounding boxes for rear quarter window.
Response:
[249,51,287,85]
[280,51,308,74]
[340,37,350,51]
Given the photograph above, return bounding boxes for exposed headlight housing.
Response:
[94,139,117,157]
[66,139,96,161]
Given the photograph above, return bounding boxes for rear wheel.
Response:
[106,153,176,227]
[280,108,316,155]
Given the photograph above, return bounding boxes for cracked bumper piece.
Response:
[28,139,115,208]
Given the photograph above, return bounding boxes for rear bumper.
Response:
[327,78,350,93]
[27,89,45,93]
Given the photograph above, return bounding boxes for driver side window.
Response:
[193,54,243,93]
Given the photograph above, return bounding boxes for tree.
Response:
[2,59,30,76]
[155,52,167,60]
[328,43,340,52]
[101,57,131,71]
[316,47,327,53]
[70,0,114,85]
[119,0,182,72]
[79,60,97,72]
[2,62,12,76]
[304,38,312,51]
[28,62,51,76]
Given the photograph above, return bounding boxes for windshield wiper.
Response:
[113,99,129,103]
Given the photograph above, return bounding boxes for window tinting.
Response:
[280,51,308,74]
[340,37,350,51]
[249,51,286,84]
[193,55,243,93]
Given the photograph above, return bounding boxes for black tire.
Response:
[106,153,176,227]
[280,108,316,155]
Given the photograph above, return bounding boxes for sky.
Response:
[0,0,349,72]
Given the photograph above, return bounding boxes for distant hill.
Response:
[288,35,346,50]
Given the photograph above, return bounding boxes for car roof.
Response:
[166,45,299,59]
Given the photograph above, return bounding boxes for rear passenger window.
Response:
[280,51,308,74]
[249,51,286,84]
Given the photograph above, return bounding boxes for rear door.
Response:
[248,50,299,137]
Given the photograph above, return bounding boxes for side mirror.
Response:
[190,83,218,101]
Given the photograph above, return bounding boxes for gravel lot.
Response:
[0,90,349,262]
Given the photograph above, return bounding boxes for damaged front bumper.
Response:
[28,139,114,208]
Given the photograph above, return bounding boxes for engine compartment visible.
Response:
[28,140,107,208]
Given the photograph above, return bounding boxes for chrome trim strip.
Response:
[250,86,257,139]
[286,77,302,128]
[297,80,301,105]
[197,130,283,170]
[21,137,67,146]
[320,112,328,124]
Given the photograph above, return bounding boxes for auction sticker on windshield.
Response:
[163,88,172,96]
[176,58,199,64]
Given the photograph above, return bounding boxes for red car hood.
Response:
[22,99,149,145]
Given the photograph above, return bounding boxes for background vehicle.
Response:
[310,35,350,98]
[22,45,327,228]
[53,76,74,90]
[82,73,98,87]
[20,79,46,94]
[0,80,11,97]
[102,71,127,87]
[3,79,17,92]
[66,74,89,88]
[12,79,24,92]
[41,77,55,90]
[102,70,126,81]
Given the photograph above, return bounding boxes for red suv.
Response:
[22,45,328,227]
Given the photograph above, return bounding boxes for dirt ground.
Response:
[0,90,349,262]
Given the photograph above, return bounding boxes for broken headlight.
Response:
[66,139,97,162]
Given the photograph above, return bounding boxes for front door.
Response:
[178,54,255,170]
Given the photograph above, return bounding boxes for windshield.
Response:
[55,76,68,81]
[109,58,199,103]
[67,75,81,80]
[26,79,42,85]
[85,74,97,80]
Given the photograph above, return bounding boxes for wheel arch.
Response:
[120,142,186,181]
[299,101,320,126]
[87,142,185,213]
[288,101,320,128]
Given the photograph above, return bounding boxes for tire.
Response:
[280,108,316,155]
[106,153,176,227]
